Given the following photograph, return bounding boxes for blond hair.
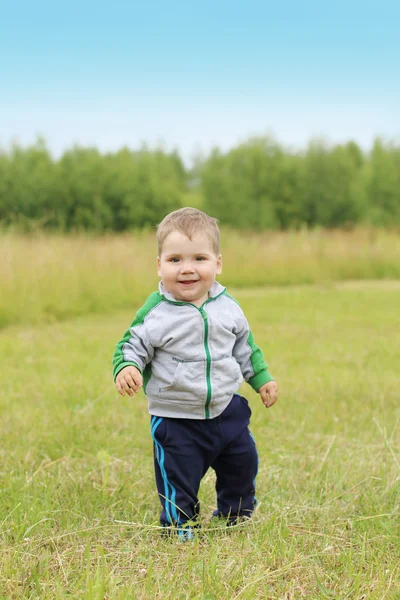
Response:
[157,207,220,255]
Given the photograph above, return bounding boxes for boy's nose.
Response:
[181,261,195,273]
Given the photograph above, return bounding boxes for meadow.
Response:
[0,231,399,598]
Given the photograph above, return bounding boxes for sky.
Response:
[1,0,399,162]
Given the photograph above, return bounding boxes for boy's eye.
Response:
[169,258,180,263]
[196,256,207,261]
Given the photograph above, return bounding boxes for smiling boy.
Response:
[112,207,278,537]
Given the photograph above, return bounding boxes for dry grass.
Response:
[1,228,399,328]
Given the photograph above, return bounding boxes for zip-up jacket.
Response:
[112,281,274,420]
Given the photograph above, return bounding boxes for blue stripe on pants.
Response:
[151,416,180,525]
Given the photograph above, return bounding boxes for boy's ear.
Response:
[216,254,222,275]
[157,257,161,276]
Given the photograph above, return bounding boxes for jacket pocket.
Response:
[158,360,207,403]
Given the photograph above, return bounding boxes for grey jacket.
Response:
[112,281,273,419]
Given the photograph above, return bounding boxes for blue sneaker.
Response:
[161,524,200,541]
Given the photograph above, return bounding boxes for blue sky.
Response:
[1,0,399,161]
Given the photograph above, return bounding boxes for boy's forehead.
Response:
[161,230,216,254]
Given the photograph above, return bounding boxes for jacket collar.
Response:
[158,280,226,303]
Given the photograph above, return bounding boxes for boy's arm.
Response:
[232,317,274,391]
[112,292,162,381]
[112,320,154,380]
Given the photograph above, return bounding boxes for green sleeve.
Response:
[225,291,274,392]
[112,292,163,380]
[246,329,275,391]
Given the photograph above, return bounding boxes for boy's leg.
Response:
[151,415,217,533]
[211,395,258,523]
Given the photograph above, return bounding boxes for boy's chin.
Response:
[177,291,208,304]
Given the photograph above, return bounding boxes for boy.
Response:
[112,208,278,538]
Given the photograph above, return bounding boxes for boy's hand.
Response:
[259,381,278,408]
[116,366,143,396]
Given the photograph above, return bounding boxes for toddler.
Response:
[113,208,278,538]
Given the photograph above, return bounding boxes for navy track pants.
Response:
[151,394,258,527]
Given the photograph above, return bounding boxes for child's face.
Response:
[157,230,222,306]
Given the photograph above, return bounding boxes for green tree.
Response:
[297,139,364,227]
[363,139,400,226]
[0,139,60,230]
[202,138,287,229]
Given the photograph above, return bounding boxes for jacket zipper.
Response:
[161,289,226,419]
[200,307,212,419]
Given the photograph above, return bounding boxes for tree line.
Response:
[0,136,399,231]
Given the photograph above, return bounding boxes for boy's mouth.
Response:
[178,280,198,286]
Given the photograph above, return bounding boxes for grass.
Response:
[1,228,400,328]
[0,284,399,598]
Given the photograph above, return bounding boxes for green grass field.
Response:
[0,283,399,598]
